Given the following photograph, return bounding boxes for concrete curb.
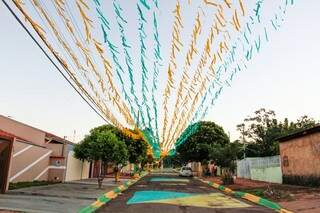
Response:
[195,177,293,213]
[78,172,148,213]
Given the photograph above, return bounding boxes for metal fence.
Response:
[237,155,282,183]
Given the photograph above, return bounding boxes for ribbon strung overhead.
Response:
[161,1,184,148]
[9,0,295,157]
[94,0,139,126]
[165,0,247,150]
[185,0,295,148]
[151,1,162,146]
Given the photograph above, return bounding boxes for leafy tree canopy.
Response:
[237,108,318,157]
[83,124,148,164]
[176,121,230,163]
[74,127,128,166]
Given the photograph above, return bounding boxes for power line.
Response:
[1,0,109,124]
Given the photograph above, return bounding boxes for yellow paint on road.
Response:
[159,183,187,186]
[144,193,251,209]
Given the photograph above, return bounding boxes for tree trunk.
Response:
[97,161,105,188]
[222,168,234,185]
[114,165,120,182]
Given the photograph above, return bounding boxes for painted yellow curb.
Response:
[196,177,293,213]
[79,172,148,213]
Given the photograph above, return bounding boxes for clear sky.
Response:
[1,1,319,142]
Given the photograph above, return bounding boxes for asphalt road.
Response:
[98,172,274,213]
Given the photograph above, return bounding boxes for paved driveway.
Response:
[98,174,274,213]
[0,178,125,213]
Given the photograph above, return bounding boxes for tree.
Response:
[209,142,243,184]
[176,121,230,163]
[237,108,318,157]
[74,128,128,186]
[88,124,148,166]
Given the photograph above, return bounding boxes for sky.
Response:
[0,1,320,142]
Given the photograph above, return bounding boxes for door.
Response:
[0,139,12,193]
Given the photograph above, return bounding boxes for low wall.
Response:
[251,167,282,183]
[237,156,282,184]
[65,151,90,181]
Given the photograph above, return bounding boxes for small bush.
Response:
[283,175,320,187]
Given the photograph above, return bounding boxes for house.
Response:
[0,115,90,193]
[278,125,320,186]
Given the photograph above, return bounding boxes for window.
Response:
[283,156,289,167]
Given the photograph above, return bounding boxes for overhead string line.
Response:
[193,0,294,125]
[3,0,124,128]
[93,0,139,127]
[30,0,133,128]
[151,0,162,146]
[137,0,152,131]
[27,0,125,128]
[51,0,134,127]
[165,0,247,150]
[172,0,294,151]
[110,0,145,127]
[162,7,204,149]
[168,1,246,150]
[137,0,161,153]
[164,2,233,150]
[33,0,134,128]
[161,0,184,149]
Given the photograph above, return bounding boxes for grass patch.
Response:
[9,181,59,190]
[242,188,266,198]
[241,187,294,202]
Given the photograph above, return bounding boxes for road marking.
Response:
[150,178,190,182]
[127,191,193,204]
[159,183,187,186]
[127,191,251,208]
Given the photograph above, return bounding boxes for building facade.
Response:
[0,115,90,193]
[279,125,320,186]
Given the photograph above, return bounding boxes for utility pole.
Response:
[241,125,246,159]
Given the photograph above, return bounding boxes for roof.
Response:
[278,125,320,142]
[0,115,73,144]
[0,129,29,142]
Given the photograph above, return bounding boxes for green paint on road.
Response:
[150,178,190,182]
[127,191,194,204]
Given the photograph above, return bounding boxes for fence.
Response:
[237,156,282,183]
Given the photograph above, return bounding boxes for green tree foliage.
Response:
[237,108,318,157]
[125,138,148,164]
[209,142,243,184]
[210,142,243,171]
[176,121,230,163]
[82,125,148,165]
[74,128,128,185]
[74,129,128,166]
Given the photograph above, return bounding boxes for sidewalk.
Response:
[203,176,320,213]
[0,178,126,213]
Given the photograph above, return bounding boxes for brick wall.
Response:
[280,132,320,177]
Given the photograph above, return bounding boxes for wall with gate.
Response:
[237,156,282,183]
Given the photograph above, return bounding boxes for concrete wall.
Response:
[237,156,282,183]
[280,132,320,177]
[0,115,46,146]
[251,167,282,183]
[46,143,64,156]
[65,151,90,181]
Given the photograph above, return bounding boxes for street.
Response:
[98,171,273,213]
